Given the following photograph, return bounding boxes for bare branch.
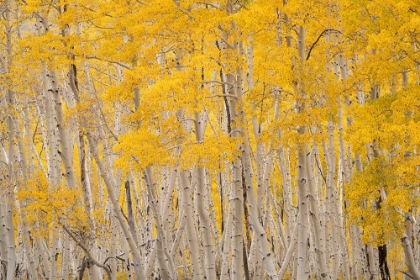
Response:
[84,56,132,70]
[306,29,342,61]
[61,224,112,280]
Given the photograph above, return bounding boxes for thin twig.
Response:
[306,29,342,60]
[395,270,413,279]
[209,94,238,99]
[61,224,112,279]
[98,105,119,141]
[84,56,132,70]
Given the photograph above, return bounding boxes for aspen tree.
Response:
[3,2,16,278]
[87,132,145,279]
[220,169,235,279]
[296,146,309,280]
[306,147,329,278]
[33,10,63,276]
[295,25,310,280]
[193,111,217,280]
[205,169,221,249]
[324,124,341,279]
[241,137,278,279]
[279,217,299,279]
[403,215,420,280]
[79,133,101,279]
[180,170,204,279]
[15,121,37,279]
[278,147,296,237]
[144,166,172,280]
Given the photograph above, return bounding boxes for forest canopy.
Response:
[0,0,419,279]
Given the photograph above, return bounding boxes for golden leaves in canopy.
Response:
[16,170,87,237]
[179,135,240,170]
[346,156,419,245]
[114,128,171,171]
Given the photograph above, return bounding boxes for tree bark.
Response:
[180,170,203,279]
[306,147,329,278]
[296,146,309,280]
[86,132,145,279]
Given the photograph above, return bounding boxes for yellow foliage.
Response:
[16,170,88,237]
[346,156,419,245]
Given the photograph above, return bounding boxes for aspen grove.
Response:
[0,0,419,279]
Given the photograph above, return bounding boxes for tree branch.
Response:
[61,224,112,279]
[306,29,342,61]
[84,56,132,70]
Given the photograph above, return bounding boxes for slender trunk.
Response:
[4,5,16,278]
[295,25,310,280]
[367,242,380,280]
[241,139,278,279]
[220,173,235,279]
[41,62,59,187]
[60,233,70,280]
[5,93,16,280]
[169,208,186,261]
[231,158,244,280]
[39,60,61,280]
[296,146,309,280]
[279,147,296,237]
[228,56,245,280]
[306,147,329,278]
[86,132,145,279]
[16,125,37,279]
[125,181,139,249]
[270,183,289,261]
[324,123,341,279]
[144,166,175,280]
[145,240,157,278]
[79,134,101,279]
[338,107,351,280]
[196,167,216,279]
[278,216,298,279]
[193,112,216,280]
[180,170,203,279]
[50,70,76,190]
[206,169,220,248]
[403,215,420,280]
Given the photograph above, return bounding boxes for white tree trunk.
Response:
[144,166,175,280]
[16,124,37,279]
[338,107,351,280]
[306,147,329,278]
[50,70,76,190]
[87,132,145,279]
[193,112,216,280]
[403,215,420,280]
[3,5,16,278]
[279,218,299,279]
[367,243,380,280]
[79,134,101,279]
[230,158,244,280]
[324,123,341,278]
[279,146,296,237]
[5,94,16,280]
[180,170,203,279]
[220,177,235,280]
[296,146,309,280]
[241,139,278,279]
